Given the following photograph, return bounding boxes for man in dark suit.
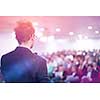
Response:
[1,20,50,83]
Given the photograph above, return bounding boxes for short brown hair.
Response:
[14,20,35,44]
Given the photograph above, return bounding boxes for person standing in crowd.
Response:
[1,20,50,83]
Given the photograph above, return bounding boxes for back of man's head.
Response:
[14,20,35,44]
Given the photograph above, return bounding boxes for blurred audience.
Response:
[43,49,100,83]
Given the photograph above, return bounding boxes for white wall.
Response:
[44,39,100,53]
[0,34,18,58]
[0,33,100,58]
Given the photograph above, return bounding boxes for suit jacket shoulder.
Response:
[1,47,50,83]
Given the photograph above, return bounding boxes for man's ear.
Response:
[31,34,34,41]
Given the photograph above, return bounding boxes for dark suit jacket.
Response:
[1,47,50,83]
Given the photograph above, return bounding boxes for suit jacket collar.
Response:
[15,46,33,53]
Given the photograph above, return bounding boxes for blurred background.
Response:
[0,16,100,56]
[1,16,100,83]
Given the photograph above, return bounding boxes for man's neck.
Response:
[19,44,31,50]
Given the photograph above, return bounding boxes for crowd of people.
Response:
[43,49,100,83]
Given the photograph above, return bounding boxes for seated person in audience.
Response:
[51,64,64,83]
[47,58,55,77]
[91,62,99,82]
[81,64,93,83]
[64,66,80,83]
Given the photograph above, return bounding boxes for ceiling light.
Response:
[95,30,99,34]
[56,28,61,32]
[88,26,92,30]
[69,32,74,36]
